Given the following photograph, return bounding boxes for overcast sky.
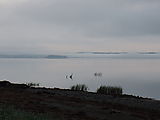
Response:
[0,0,160,54]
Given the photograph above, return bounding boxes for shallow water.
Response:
[0,55,160,99]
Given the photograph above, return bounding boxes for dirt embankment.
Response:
[0,81,160,120]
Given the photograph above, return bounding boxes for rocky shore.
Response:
[0,81,160,120]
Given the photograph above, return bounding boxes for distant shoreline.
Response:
[0,52,159,59]
[0,55,68,59]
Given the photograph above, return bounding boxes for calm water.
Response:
[0,55,160,99]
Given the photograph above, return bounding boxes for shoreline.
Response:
[0,81,160,120]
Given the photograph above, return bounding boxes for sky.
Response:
[0,0,160,54]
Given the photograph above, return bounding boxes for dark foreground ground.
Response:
[0,81,160,120]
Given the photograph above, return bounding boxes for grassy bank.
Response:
[0,81,160,120]
[0,105,58,120]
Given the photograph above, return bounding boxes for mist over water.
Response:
[0,53,160,99]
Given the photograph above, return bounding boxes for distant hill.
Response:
[77,52,128,54]
[0,54,68,59]
[138,52,159,54]
[46,55,68,59]
[0,55,45,58]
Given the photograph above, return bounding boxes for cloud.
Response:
[0,0,160,53]
[13,0,160,37]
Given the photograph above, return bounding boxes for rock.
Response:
[0,80,29,89]
[0,81,12,87]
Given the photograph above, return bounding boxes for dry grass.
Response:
[97,85,123,95]
[70,84,88,91]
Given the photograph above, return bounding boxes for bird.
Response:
[65,74,73,80]
[94,72,102,77]
[69,74,73,80]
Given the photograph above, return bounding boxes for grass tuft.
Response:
[26,82,40,87]
[70,84,88,91]
[97,85,123,95]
